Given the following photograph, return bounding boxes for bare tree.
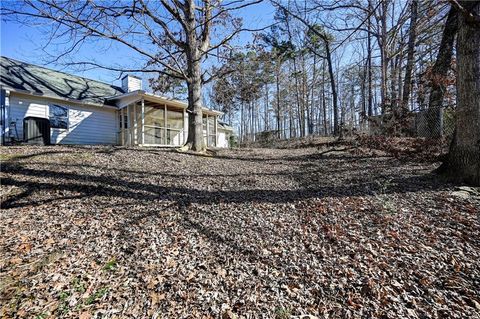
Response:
[427,6,458,111]
[2,0,263,151]
[401,0,418,110]
[270,1,340,136]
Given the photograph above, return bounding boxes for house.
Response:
[0,56,233,147]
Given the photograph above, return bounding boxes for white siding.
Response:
[217,130,230,148]
[122,75,142,92]
[9,93,117,145]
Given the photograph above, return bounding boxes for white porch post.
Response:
[141,99,145,145]
[164,104,168,145]
[182,109,186,145]
[121,107,125,146]
[215,116,218,147]
[206,114,209,147]
[133,102,137,145]
[127,104,132,146]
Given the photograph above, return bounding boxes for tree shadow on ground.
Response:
[2,147,472,311]
[1,152,451,210]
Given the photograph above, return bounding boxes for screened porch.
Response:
[116,95,220,147]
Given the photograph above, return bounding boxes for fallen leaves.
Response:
[0,144,478,318]
[79,312,91,319]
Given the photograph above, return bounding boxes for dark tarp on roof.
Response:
[0,56,124,106]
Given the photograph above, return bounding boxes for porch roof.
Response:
[107,90,223,116]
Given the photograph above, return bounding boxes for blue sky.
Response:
[0,1,275,88]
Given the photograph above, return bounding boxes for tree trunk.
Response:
[379,0,389,114]
[401,0,418,110]
[309,53,317,135]
[443,1,480,185]
[265,84,269,131]
[292,57,303,137]
[325,41,339,135]
[390,54,399,110]
[184,0,205,152]
[275,64,281,138]
[428,7,458,110]
[426,6,458,137]
[186,60,204,151]
[360,58,367,130]
[302,54,310,136]
[240,101,244,142]
[379,3,387,112]
[367,0,373,117]
[322,60,328,135]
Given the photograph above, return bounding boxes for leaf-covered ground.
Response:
[1,144,479,319]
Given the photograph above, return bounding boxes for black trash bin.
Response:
[23,117,51,145]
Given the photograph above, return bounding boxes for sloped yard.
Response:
[1,144,479,318]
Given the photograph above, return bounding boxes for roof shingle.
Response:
[0,56,124,106]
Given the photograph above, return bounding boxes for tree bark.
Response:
[443,1,480,185]
[276,66,282,138]
[309,53,317,135]
[265,83,269,131]
[322,60,328,135]
[186,65,204,151]
[379,0,389,114]
[184,0,207,152]
[325,41,339,135]
[427,7,458,110]
[401,0,417,111]
[367,0,373,117]
[292,57,303,137]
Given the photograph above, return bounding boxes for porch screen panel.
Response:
[135,103,142,145]
[128,105,135,144]
[144,106,166,144]
[166,109,183,146]
[144,126,165,144]
[202,116,208,146]
[208,116,216,147]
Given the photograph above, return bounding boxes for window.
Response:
[49,104,69,129]
[118,113,128,129]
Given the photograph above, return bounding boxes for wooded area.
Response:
[2,0,479,183]
[1,1,480,318]
[209,0,479,184]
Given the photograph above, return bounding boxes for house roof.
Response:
[0,56,223,115]
[108,90,224,116]
[108,90,189,110]
[218,121,234,131]
[0,56,124,106]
